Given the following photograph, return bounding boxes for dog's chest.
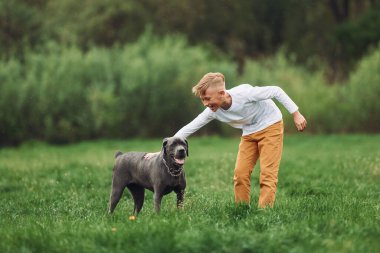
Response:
[161,178,184,195]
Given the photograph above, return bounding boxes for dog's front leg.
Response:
[153,191,163,214]
[176,189,185,208]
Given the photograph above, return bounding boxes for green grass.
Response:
[0,135,379,253]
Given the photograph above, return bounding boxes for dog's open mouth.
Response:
[174,157,185,166]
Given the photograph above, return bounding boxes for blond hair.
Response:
[192,72,225,97]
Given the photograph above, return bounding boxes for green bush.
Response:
[0,58,24,144]
[0,45,100,144]
[341,44,380,132]
[1,34,379,146]
[0,33,237,145]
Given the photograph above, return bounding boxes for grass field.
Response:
[0,135,379,253]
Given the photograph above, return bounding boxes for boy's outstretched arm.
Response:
[144,109,215,160]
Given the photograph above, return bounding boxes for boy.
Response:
[146,72,307,208]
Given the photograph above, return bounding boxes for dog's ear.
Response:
[162,138,169,155]
[184,138,189,156]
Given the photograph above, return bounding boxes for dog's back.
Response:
[114,151,149,170]
[113,151,157,189]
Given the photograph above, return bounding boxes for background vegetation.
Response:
[2,0,380,77]
[1,136,379,253]
[1,0,379,145]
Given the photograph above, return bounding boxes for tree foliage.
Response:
[1,0,380,79]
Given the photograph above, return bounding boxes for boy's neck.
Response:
[221,92,232,110]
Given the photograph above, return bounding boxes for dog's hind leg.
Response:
[128,184,145,215]
[109,188,125,214]
[108,177,126,214]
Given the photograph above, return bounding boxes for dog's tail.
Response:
[115,151,123,158]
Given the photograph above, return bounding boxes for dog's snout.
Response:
[176,147,186,157]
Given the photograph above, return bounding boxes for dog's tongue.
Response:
[175,158,185,165]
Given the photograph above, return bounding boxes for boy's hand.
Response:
[144,152,160,160]
[292,111,307,132]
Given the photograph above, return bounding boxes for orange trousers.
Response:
[233,120,283,208]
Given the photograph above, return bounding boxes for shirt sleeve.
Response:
[174,109,215,138]
[246,85,299,114]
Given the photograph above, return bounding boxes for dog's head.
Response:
[162,136,189,168]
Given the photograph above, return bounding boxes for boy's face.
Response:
[200,87,224,112]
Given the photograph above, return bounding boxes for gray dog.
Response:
[108,137,188,215]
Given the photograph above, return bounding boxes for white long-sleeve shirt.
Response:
[174,84,299,138]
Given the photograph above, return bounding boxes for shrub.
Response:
[0,58,25,144]
[1,34,379,146]
[341,44,380,132]
[0,34,237,145]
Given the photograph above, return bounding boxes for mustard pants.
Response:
[233,120,283,208]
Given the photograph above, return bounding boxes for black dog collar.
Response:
[162,158,184,177]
